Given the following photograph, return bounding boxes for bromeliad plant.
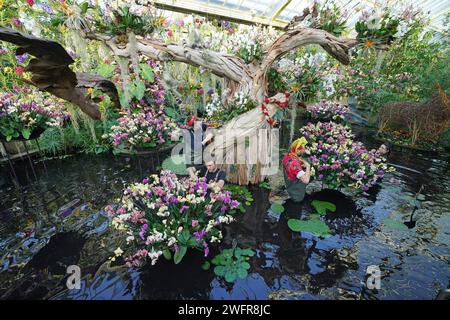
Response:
[105,171,243,267]
[306,100,349,122]
[0,87,69,141]
[300,121,393,190]
[276,50,332,102]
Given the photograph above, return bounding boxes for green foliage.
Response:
[211,246,254,283]
[382,218,408,231]
[311,200,336,215]
[224,184,253,212]
[440,125,450,150]
[259,181,271,190]
[287,217,331,238]
[93,6,156,36]
[270,202,285,214]
[162,154,188,175]
[267,68,285,95]
[97,63,116,78]
[140,63,155,83]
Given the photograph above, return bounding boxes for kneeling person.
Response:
[189,158,226,190]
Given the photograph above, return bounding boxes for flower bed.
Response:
[306,100,349,122]
[300,121,393,190]
[0,88,69,142]
[105,171,243,267]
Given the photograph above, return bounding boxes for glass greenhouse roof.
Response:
[154,0,449,32]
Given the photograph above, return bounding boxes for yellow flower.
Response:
[114,247,123,256]
[59,25,67,33]
[0,0,4,10]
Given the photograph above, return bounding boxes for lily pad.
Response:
[162,154,188,175]
[311,200,336,215]
[270,202,285,214]
[382,218,409,231]
[201,261,210,271]
[288,218,331,237]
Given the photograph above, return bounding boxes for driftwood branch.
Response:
[0,26,119,120]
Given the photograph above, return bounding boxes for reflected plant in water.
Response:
[105,171,243,267]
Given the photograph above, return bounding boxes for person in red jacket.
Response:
[283,137,311,203]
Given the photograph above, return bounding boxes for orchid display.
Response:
[220,25,278,63]
[276,50,332,102]
[107,108,177,152]
[300,121,394,190]
[0,87,69,141]
[306,100,349,122]
[355,4,426,48]
[205,91,256,124]
[291,0,349,37]
[105,171,243,267]
[54,0,166,38]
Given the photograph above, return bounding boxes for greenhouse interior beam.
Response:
[152,0,287,28]
[271,0,292,21]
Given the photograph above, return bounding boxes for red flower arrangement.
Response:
[261,92,290,126]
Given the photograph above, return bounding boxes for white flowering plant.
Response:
[226,26,278,63]
[104,171,243,267]
[205,91,256,124]
[355,4,426,48]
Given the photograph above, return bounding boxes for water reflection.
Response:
[0,133,449,299]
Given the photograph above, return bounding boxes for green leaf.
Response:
[416,194,425,201]
[236,268,248,279]
[21,128,31,140]
[287,218,331,237]
[225,271,237,283]
[97,63,116,78]
[164,107,177,118]
[270,202,285,214]
[214,265,226,276]
[140,63,155,83]
[201,261,210,271]
[311,200,336,215]
[174,246,187,264]
[382,218,408,231]
[186,237,198,247]
[80,1,89,14]
[162,154,188,175]
[163,249,172,260]
[132,80,146,100]
[241,261,251,270]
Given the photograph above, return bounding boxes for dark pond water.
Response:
[0,125,449,300]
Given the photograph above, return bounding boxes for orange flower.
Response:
[364,40,375,49]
